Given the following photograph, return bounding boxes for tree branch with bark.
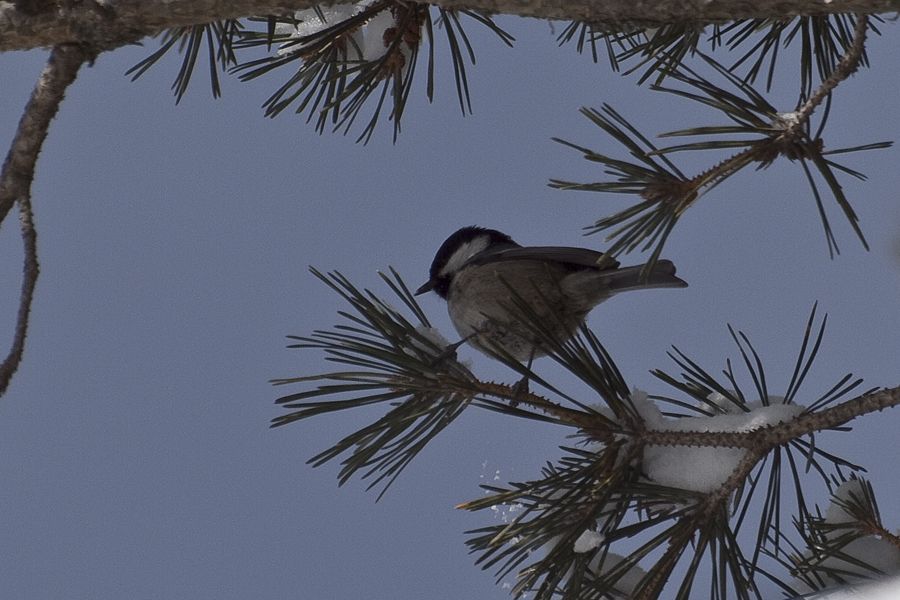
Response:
[1,0,897,53]
[0,43,92,396]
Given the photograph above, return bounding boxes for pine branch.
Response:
[552,16,887,267]
[699,15,878,99]
[271,268,641,497]
[557,14,877,97]
[445,378,603,430]
[285,269,892,596]
[634,387,900,450]
[460,306,881,598]
[0,44,92,398]
[230,6,512,142]
[783,14,869,135]
[2,0,897,53]
[775,477,900,592]
[634,447,767,599]
[126,20,243,102]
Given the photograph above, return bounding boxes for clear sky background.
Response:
[1,14,899,600]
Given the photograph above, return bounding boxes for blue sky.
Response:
[1,15,899,599]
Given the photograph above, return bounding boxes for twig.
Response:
[780,14,869,141]
[643,14,871,245]
[0,44,92,397]
[467,378,605,431]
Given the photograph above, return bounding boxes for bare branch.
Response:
[0,44,91,397]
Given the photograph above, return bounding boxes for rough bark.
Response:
[0,43,90,397]
[0,0,896,54]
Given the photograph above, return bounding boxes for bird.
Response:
[414,226,687,364]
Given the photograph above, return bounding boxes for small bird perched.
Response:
[415,226,687,363]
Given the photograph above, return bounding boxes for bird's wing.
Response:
[465,246,620,270]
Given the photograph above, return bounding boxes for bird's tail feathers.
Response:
[600,260,688,294]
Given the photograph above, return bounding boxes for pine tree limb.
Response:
[0,44,91,397]
[636,386,900,450]
[779,14,869,143]
[1,0,897,53]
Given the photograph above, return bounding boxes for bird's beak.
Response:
[414,280,435,296]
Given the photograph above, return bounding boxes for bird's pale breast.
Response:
[447,261,588,360]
